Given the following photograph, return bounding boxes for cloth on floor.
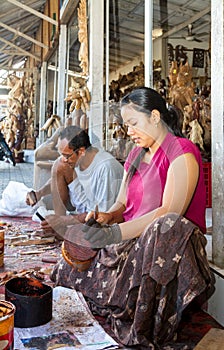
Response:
[0,216,62,289]
[0,181,37,216]
[0,215,222,350]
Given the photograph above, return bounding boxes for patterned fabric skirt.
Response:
[51,213,214,349]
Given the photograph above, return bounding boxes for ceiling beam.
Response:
[0,50,31,56]
[0,36,41,61]
[118,26,144,39]
[6,0,58,26]
[161,6,210,39]
[0,21,48,49]
[60,0,79,24]
[0,57,10,66]
[2,15,40,29]
[0,32,18,54]
[0,66,36,72]
[109,47,141,60]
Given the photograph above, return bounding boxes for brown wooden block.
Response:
[194,328,224,350]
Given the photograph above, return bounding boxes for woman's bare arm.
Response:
[119,153,199,240]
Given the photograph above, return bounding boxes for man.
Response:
[26,125,123,237]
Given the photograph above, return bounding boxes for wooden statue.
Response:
[109,114,136,161]
[77,0,89,76]
[64,78,90,130]
[0,73,36,160]
[169,61,195,112]
[182,93,211,159]
[189,119,204,151]
[182,105,192,136]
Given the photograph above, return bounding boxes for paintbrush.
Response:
[94,204,99,220]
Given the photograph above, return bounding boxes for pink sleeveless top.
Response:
[123,132,206,233]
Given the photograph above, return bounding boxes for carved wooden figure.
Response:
[0,74,36,159]
[77,0,89,76]
[189,119,204,151]
[169,61,194,112]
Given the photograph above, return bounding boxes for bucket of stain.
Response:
[0,300,15,350]
[5,277,52,328]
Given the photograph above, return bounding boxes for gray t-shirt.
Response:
[68,149,123,213]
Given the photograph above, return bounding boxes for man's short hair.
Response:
[59,125,91,150]
[59,125,83,142]
[69,129,91,150]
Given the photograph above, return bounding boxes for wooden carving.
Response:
[64,77,91,129]
[77,0,89,76]
[0,73,36,161]
[169,61,194,112]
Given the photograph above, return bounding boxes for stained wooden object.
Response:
[193,328,224,350]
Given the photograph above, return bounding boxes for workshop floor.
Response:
[0,159,34,196]
[0,160,223,350]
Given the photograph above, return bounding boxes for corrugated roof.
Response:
[0,0,46,67]
[0,0,211,84]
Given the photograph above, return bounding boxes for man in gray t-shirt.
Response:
[69,148,123,213]
[26,126,123,237]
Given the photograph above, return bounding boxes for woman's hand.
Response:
[82,223,122,249]
[85,211,113,225]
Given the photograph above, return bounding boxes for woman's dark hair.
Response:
[121,87,184,137]
[120,87,184,182]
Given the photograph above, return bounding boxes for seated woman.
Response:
[51,87,214,349]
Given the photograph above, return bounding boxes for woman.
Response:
[51,87,214,349]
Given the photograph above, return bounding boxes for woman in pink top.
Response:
[52,87,214,349]
[123,131,206,233]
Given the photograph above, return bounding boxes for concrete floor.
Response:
[0,160,34,198]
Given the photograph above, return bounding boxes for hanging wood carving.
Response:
[77,0,89,76]
[0,74,36,162]
[64,77,91,129]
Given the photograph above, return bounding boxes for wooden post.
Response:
[57,24,67,123]
[39,62,47,145]
[88,0,104,146]
[211,0,224,268]
[144,0,153,87]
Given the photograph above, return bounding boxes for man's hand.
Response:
[82,223,122,249]
[41,214,88,241]
[40,215,75,240]
[26,191,38,206]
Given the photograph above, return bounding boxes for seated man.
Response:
[26,126,124,237]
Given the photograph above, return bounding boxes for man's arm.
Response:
[26,178,52,206]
